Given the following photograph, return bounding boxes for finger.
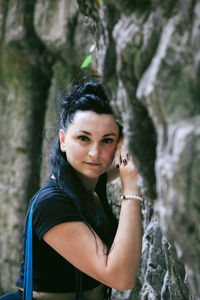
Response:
[114,146,122,168]
[121,148,129,166]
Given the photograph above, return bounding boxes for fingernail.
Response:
[116,164,119,168]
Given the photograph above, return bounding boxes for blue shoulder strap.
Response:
[23,187,52,300]
[23,186,86,300]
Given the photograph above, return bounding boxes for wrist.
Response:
[123,188,141,196]
[121,194,143,202]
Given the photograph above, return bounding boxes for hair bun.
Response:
[57,79,112,129]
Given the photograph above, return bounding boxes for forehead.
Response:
[69,110,119,134]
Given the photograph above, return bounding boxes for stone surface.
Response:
[77,0,200,299]
[0,0,52,291]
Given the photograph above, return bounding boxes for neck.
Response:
[77,173,99,195]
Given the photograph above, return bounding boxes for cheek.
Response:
[103,145,116,162]
[66,145,86,162]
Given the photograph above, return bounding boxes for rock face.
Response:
[0,0,200,299]
[0,0,53,291]
[77,0,200,299]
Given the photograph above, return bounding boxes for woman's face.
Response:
[59,110,119,179]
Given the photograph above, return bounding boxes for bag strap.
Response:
[23,187,52,300]
[23,186,93,300]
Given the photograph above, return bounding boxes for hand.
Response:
[114,138,140,195]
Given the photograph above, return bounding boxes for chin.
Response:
[73,164,106,179]
[81,169,105,179]
[83,172,101,179]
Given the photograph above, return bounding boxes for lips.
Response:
[84,162,101,166]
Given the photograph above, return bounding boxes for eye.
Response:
[102,138,114,144]
[78,135,89,142]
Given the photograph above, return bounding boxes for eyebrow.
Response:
[76,130,117,137]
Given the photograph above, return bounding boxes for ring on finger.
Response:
[127,152,131,159]
[123,158,128,165]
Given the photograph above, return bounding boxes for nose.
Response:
[88,143,100,159]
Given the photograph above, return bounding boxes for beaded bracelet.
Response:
[120,195,144,201]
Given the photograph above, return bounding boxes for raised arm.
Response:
[43,143,142,291]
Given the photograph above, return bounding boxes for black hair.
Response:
[59,79,114,130]
[49,80,120,252]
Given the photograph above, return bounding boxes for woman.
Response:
[1,80,142,300]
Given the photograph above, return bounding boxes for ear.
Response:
[59,129,66,152]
